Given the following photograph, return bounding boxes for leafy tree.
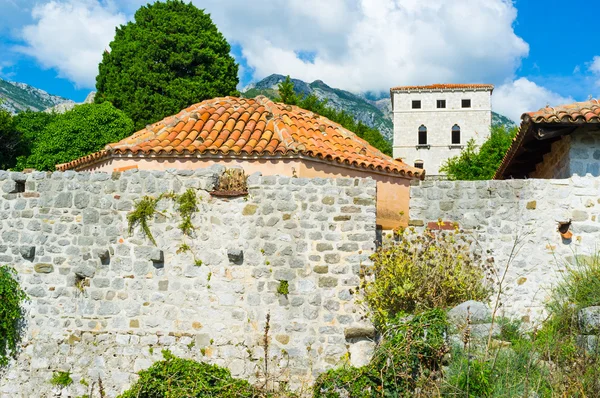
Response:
[276,79,392,155]
[0,107,18,170]
[96,0,239,131]
[15,103,133,171]
[440,125,517,180]
[276,75,298,105]
[11,111,57,169]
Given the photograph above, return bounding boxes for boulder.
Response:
[447,300,491,327]
[578,306,600,334]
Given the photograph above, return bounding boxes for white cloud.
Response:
[16,0,125,88]
[589,56,600,85]
[194,0,529,93]
[493,78,574,122]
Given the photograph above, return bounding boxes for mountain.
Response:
[243,74,518,142]
[0,78,73,114]
[492,111,518,130]
[243,74,395,141]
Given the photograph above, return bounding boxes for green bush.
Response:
[313,309,448,397]
[118,350,259,398]
[440,125,517,180]
[0,265,28,367]
[14,103,133,171]
[362,228,491,326]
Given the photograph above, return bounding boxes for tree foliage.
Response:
[0,107,19,170]
[440,125,517,180]
[276,76,392,156]
[14,103,133,171]
[96,0,239,131]
[0,266,28,367]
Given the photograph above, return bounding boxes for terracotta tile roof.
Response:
[495,99,600,179]
[57,96,423,179]
[391,84,494,92]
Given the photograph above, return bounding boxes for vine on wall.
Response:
[0,265,28,367]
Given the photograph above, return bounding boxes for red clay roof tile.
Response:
[495,99,600,179]
[391,83,494,91]
[57,96,422,178]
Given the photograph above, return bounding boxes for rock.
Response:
[349,340,375,367]
[344,326,376,340]
[34,263,54,273]
[20,246,35,260]
[447,301,491,326]
[469,323,501,340]
[578,306,600,334]
[227,248,243,265]
[577,334,600,353]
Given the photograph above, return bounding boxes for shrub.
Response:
[362,228,491,326]
[0,265,28,367]
[313,309,448,397]
[118,350,258,398]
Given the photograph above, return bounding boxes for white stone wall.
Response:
[0,168,377,397]
[569,128,600,177]
[410,176,600,324]
[392,89,492,175]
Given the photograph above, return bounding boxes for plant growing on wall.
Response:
[0,265,28,367]
[212,168,248,195]
[128,189,199,246]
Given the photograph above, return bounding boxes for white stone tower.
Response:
[391,84,493,176]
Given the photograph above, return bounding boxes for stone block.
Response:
[447,301,491,326]
[20,246,35,260]
[34,263,54,274]
[349,340,375,367]
[227,248,244,265]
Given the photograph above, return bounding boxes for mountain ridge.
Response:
[242,74,517,142]
[0,77,73,114]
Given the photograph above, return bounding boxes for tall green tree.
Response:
[276,76,298,105]
[0,107,18,170]
[15,103,134,171]
[440,125,517,180]
[276,79,392,156]
[96,0,239,131]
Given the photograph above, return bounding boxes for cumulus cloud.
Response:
[16,0,125,88]
[194,0,529,93]
[493,78,574,122]
[589,56,600,85]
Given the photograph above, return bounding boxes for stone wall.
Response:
[0,167,377,397]
[410,176,600,323]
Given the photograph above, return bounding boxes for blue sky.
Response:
[0,0,598,121]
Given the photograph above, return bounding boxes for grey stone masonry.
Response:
[410,176,600,324]
[0,167,377,397]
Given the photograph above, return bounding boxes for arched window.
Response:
[418,125,427,145]
[452,124,461,144]
[414,160,424,169]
